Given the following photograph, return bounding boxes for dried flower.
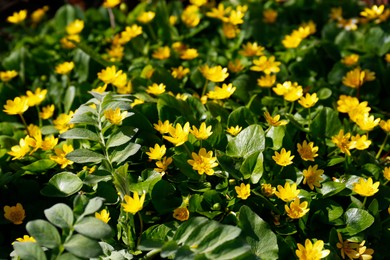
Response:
[173,207,190,221]
[4,203,26,225]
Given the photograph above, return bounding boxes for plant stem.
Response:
[201,79,209,97]
[147,24,157,41]
[108,8,116,29]
[308,107,311,130]
[137,212,144,247]
[376,133,389,160]
[19,114,30,136]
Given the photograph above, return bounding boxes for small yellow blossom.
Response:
[225,8,246,25]
[226,125,242,136]
[98,66,122,84]
[152,46,171,60]
[228,59,245,73]
[206,3,231,21]
[235,183,251,200]
[190,122,213,140]
[298,93,318,108]
[341,54,359,66]
[122,192,145,214]
[53,111,74,134]
[8,138,30,160]
[55,61,74,75]
[240,42,264,57]
[285,198,310,219]
[107,44,124,61]
[263,9,278,23]
[92,84,107,94]
[331,129,356,156]
[31,6,49,24]
[297,140,318,161]
[171,66,190,79]
[103,0,121,8]
[257,74,276,88]
[131,98,144,108]
[356,114,380,132]
[146,144,166,161]
[342,67,375,89]
[155,156,173,174]
[60,34,80,49]
[180,48,198,60]
[272,148,295,166]
[95,209,111,223]
[261,183,276,197]
[119,25,143,44]
[116,81,132,94]
[207,83,236,100]
[283,85,303,102]
[112,73,127,89]
[383,167,390,181]
[353,177,379,197]
[3,96,29,115]
[7,10,27,24]
[50,144,74,169]
[303,165,324,190]
[296,239,330,260]
[275,182,300,202]
[104,108,128,125]
[0,70,18,82]
[26,88,47,107]
[137,11,155,24]
[360,5,385,20]
[351,134,371,150]
[282,32,304,49]
[250,56,281,74]
[273,81,296,96]
[154,120,172,134]
[386,53,390,63]
[187,148,218,175]
[379,119,390,132]
[169,15,177,25]
[264,111,288,127]
[13,235,36,244]
[336,95,360,114]
[336,232,360,260]
[173,207,190,221]
[181,5,201,27]
[66,19,84,35]
[199,65,229,82]
[348,102,371,123]
[41,135,58,151]
[163,122,190,146]
[4,203,25,225]
[146,83,166,95]
[190,0,207,7]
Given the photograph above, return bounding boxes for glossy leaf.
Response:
[44,203,74,229]
[41,172,83,197]
[66,149,105,164]
[26,220,61,249]
[226,125,265,159]
[74,217,112,239]
[64,234,103,258]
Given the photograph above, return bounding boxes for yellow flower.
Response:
[53,111,75,134]
[50,144,74,169]
[353,177,379,197]
[342,67,375,89]
[103,0,121,8]
[226,8,246,25]
[116,81,132,94]
[131,98,144,108]
[55,61,74,75]
[180,48,198,60]
[0,70,18,82]
[41,135,58,151]
[298,93,318,108]
[303,165,324,190]
[282,32,303,49]
[207,83,236,100]
[154,120,172,135]
[26,88,47,107]
[66,19,84,35]
[8,137,30,160]
[284,85,303,102]
[341,54,359,66]
[264,111,288,127]
[7,10,27,24]
[285,197,310,219]
[199,65,229,82]
[163,122,190,146]
[240,42,264,57]
[95,209,111,223]
[171,66,190,79]
[226,125,242,136]
[187,148,218,175]
[146,83,166,95]
[296,239,330,260]
[112,73,127,88]
[4,203,26,225]
[338,18,358,31]
[383,167,390,181]
[228,59,245,73]
[360,5,385,20]
[122,192,146,214]
[297,140,318,161]
[146,144,166,161]
[330,7,343,21]
[257,74,276,88]
[336,232,360,260]
[173,207,190,221]
[60,34,80,49]
[275,182,300,202]
[356,241,374,259]
[155,156,173,174]
[25,132,43,155]
[331,129,356,156]
[250,55,281,74]
[190,122,213,140]
[379,119,390,132]
[152,46,171,60]
[351,134,371,150]
[104,108,128,125]
[119,25,143,44]
[181,5,200,27]
[190,0,207,6]
[169,15,178,25]
[137,11,155,24]
[206,3,231,21]
[356,114,380,132]
[261,183,276,197]
[98,66,122,84]
[272,148,294,167]
[336,95,360,113]
[3,96,29,115]
[348,102,371,123]
[386,53,390,63]
[13,235,36,244]
[235,183,251,200]
[92,84,107,94]
[31,6,49,24]
[263,9,278,24]
[107,44,124,61]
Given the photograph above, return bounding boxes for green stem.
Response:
[362,197,367,208]
[376,133,389,160]
[202,79,209,97]
[288,101,295,114]
[246,94,257,109]
[36,106,42,128]
[183,143,192,157]
[19,114,30,136]
[147,23,157,41]
[308,107,311,130]
[137,212,144,247]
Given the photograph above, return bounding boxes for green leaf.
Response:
[240,151,263,184]
[318,181,346,198]
[64,234,103,258]
[106,127,137,148]
[226,124,265,159]
[342,208,375,236]
[227,106,255,128]
[110,142,141,164]
[317,88,332,100]
[70,105,98,125]
[56,253,82,260]
[22,159,57,172]
[60,128,99,142]
[26,220,61,249]
[44,203,74,229]
[238,205,278,259]
[63,86,76,114]
[139,222,177,250]
[74,216,112,239]
[310,107,342,138]
[71,40,113,67]
[82,197,105,216]
[13,242,47,260]
[152,180,182,214]
[266,126,285,150]
[66,149,105,163]
[41,172,83,197]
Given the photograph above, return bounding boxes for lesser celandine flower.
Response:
[190,122,213,140]
[360,5,385,20]
[0,70,18,82]
[240,42,264,57]
[187,148,218,176]
[98,66,122,84]
[137,11,155,23]
[116,81,132,94]
[50,144,74,169]
[336,232,360,260]
[53,111,74,133]
[25,88,47,107]
[235,183,251,200]
[180,48,199,60]
[31,6,49,24]
[275,182,300,202]
[122,192,145,214]
[351,134,371,150]
[199,65,229,82]
[55,61,74,75]
[257,74,276,88]
[264,111,288,127]
[228,59,245,73]
[272,148,294,166]
[3,96,28,115]
[356,114,380,131]
[331,129,356,156]
[190,0,207,6]
[298,93,318,108]
[92,84,107,94]
[173,207,190,221]
[146,144,166,161]
[146,83,166,95]
[119,25,143,44]
[207,83,236,100]
[8,138,30,160]
[383,167,390,181]
[163,122,190,146]
[296,239,330,260]
[7,10,27,24]
[303,165,324,190]
[284,85,303,102]
[250,56,281,74]
[261,183,276,197]
[104,108,127,125]
[155,156,173,174]
[206,3,231,21]
[342,67,375,89]
[226,125,242,136]
[379,119,390,132]
[353,177,379,197]
[297,140,318,161]
[386,53,390,63]
[285,198,310,219]
[66,19,84,35]
[348,102,371,123]
[152,46,171,60]
[171,66,190,79]
[131,98,144,108]
[41,135,58,151]
[181,5,201,27]
[95,209,110,223]
[103,0,121,8]
[336,95,360,113]
[272,81,296,96]
[13,235,36,244]
[4,203,26,225]
[60,34,80,49]
[154,120,172,134]
[263,9,278,23]
[341,54,359,66]
[112,72,127,88]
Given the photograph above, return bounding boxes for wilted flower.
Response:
[235,183,251,200]
[173,207,189,221]
[263,9,278,23]
[4,203,26,225]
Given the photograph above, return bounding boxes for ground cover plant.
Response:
[1,0,390,259]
